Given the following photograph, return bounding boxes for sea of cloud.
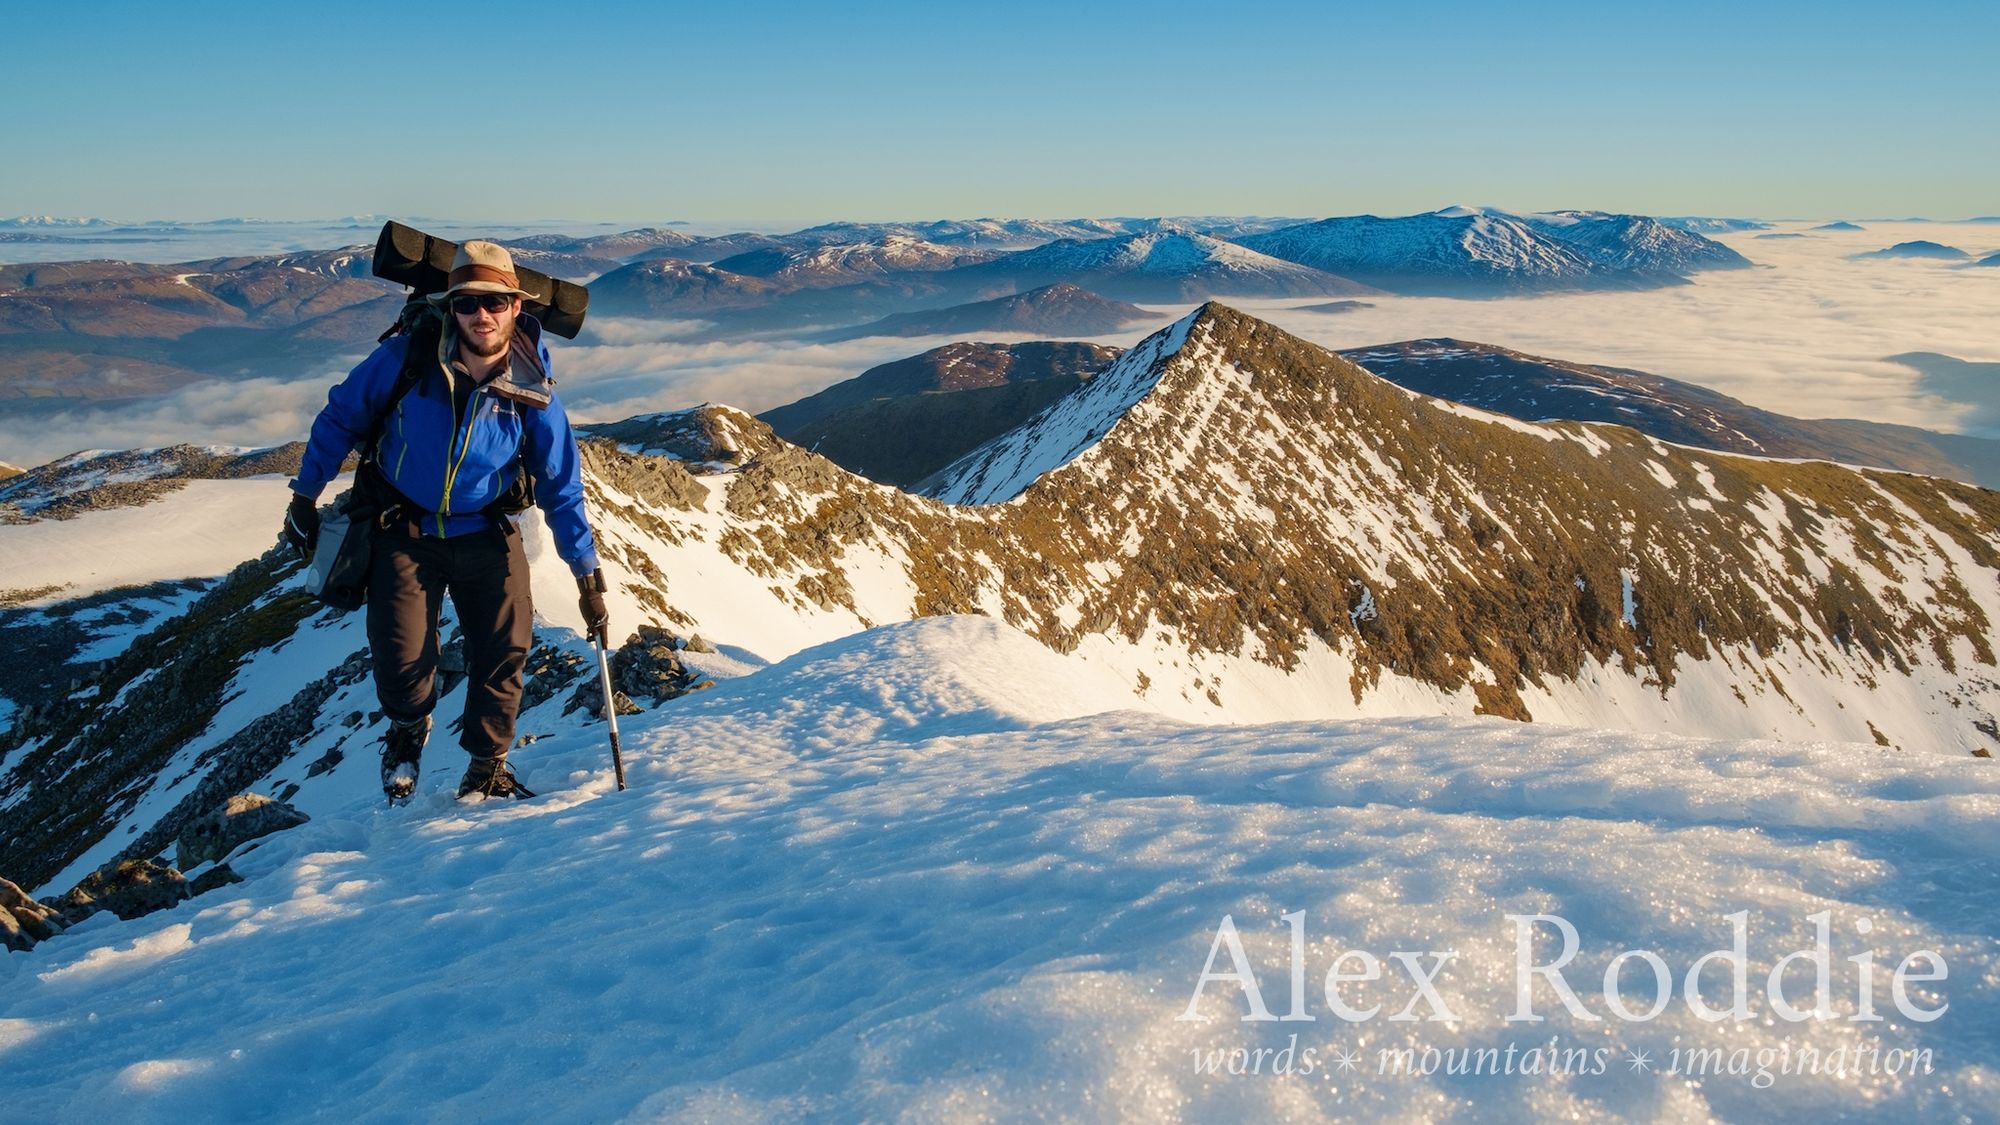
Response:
[1,219,1994,468]
[1237,221,2000,436]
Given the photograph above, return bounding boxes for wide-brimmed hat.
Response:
[429,240,534,302]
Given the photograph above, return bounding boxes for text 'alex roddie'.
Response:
[1177,911,1949,1025]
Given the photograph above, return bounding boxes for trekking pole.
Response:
[592,635,627,791]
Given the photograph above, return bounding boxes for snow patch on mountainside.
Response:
[0,477,302,603]
[922,311,1197,505]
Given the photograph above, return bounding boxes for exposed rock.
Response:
[174,793,310,870]
[187,864,244,897]
[521,642,588,713]
[570,682,644,719]
[50,858,189,925]
[1,876,66,951]
[584,405,779,478]
[564,625,712,717]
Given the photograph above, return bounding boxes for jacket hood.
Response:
[438,311,553,410]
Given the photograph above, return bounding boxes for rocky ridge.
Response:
[8,305,2000,896]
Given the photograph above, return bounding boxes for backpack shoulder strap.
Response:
[361,297,443,455]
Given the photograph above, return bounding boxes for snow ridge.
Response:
[921,310,1198,504]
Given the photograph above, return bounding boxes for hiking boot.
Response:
[380,715,431,804]
[457,756,536,800]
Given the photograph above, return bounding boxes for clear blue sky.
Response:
[7,0,1996,222]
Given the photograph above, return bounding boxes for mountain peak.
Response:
[921,302,1392,505]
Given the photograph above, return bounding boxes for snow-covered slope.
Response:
[2,616,1994,1120]
[913,315,1194,504]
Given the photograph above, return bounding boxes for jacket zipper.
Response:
[439,388,481,536]
[393,400,409,482]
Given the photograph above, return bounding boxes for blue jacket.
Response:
[291,312,601,577]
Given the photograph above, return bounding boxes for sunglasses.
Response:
[450,293,516,315]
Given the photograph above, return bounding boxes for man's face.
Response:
[452,292,519,359]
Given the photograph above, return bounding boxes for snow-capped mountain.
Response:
[918,305,1998,744]
[818,281,1156,341]
[788,218,1137,249]
[1239,206,1746,294]
[1658,216,1772,233]
[1518,209,1752,273]
[941,227,1375,301]
[8,304,2000,897]
[502,226,698,260]
[710,235,1002,287]
[587,257,784,315]
[780,217,1288,250]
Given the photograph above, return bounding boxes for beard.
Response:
[461,321,512,359]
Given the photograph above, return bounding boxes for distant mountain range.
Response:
[1238,207,1749,295]
[0,209,1772,424]
[0,247,402,408]
[711,236,1001,287]
[579,207,1755,324]
[818,283,1155,342]
[1658,217,1771,233]
[938,226,1375,302]
[503,227,698,260]
[587,258,785,317]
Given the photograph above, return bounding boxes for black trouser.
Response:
[367,522,532,761]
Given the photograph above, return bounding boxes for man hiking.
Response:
[283,240,610,802]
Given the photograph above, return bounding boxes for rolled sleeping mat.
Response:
[372,220,590,339]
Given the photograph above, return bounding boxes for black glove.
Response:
[578,569,610,645]
[283,494,320,561]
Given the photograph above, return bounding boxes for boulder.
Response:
[175,793,310,870]
[563,627,716,718]
[50,858,189,925]
[0,876,65,951]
